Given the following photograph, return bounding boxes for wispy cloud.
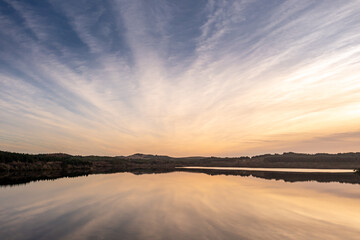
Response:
[0,0,359,156]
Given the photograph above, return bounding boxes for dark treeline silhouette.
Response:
[1,150,360,172]
[260,152,360,162]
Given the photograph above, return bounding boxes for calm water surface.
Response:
[1,172,360,240]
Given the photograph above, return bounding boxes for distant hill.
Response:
[1,150,360,172]
[125,153,173,160]
[124,153,207,161]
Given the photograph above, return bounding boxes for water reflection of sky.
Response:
[0,172,359,240]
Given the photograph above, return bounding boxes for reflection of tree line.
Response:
[0,170,90,187]
[177,168,360,184]
[1,168,360,187]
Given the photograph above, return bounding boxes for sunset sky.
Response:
[0,0,359,156]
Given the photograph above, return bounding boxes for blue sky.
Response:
[1,0,360,156]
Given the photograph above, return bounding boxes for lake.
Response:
[1,171,360,239]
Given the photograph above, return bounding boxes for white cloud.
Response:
[1,0,360,156]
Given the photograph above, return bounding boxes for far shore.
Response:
[2,151,360,172]
[1,150,359,186]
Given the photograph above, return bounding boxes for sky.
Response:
[0,0,359,157]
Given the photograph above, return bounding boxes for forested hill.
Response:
[1,150,360,172]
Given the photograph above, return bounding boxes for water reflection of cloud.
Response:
[0,172,360,239]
